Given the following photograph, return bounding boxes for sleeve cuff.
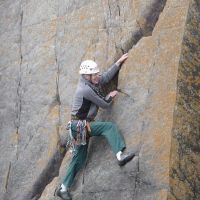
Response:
[105,95,113,103]
[115,62,120,67]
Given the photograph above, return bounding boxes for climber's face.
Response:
[91,72,100,84]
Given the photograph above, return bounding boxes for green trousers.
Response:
[62,121,126,187]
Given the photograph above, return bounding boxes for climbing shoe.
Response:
[56,187,72,200]
[118,152,135,166]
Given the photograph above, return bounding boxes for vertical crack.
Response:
[146,37,161,94]
[54,0,61,123]
[132,120,144,199]
[117,4,120,16]
[6,3,24,197]
[54,7,61,135]
[101,0,112,62]
[4,162,11,193]
[133,148,142,198]
[15,5,24,160]
[55,45,61,107]
[108,0,111,18]
[27,2,67,199]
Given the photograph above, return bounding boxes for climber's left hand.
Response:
[116,53,128,66]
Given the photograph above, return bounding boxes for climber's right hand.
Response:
[109,90,118,98]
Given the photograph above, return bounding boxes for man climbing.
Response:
[56,53,135,200]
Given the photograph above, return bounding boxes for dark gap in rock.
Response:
[26,147,66,200]
[139,0,167,36]
[100,0,168,104]
[117,5,120,16]
[5,161,11,193]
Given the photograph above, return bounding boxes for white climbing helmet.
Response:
[79,60,100,75]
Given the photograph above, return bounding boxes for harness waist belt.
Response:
[71,115,81,121]
[71,115,94,122]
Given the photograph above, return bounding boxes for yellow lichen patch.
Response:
[36,158,47,169]
[46,128,59,159]
[38,177,59,200]
[126,133,141,147]
[79,14,86,21]
[168,0,200,199]
[48,104,59,120]
[36,127,60,169]
[155,189,168,200]
[50,18,57,31]
[10,130,20,144]
[158,1,189,29]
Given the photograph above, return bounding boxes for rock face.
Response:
[168,0,200,199]
[0,0,199,200]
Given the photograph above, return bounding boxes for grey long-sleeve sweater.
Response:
[71,63,121,121]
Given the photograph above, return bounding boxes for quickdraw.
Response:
[66,120,90,157]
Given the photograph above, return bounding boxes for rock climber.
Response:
[56,53,135,200]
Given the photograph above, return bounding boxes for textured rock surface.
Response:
[0,0,198,200]
[168,0,200,199]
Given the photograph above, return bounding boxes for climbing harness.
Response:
[66,120,91,157]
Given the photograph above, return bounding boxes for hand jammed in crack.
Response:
[116,53,128,66]
[108,90,118,98]
[107,53,128,100]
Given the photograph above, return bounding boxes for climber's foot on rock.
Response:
[118,152,135,166]
[55,187,72,200]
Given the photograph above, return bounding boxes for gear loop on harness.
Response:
[66,119,90,157]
